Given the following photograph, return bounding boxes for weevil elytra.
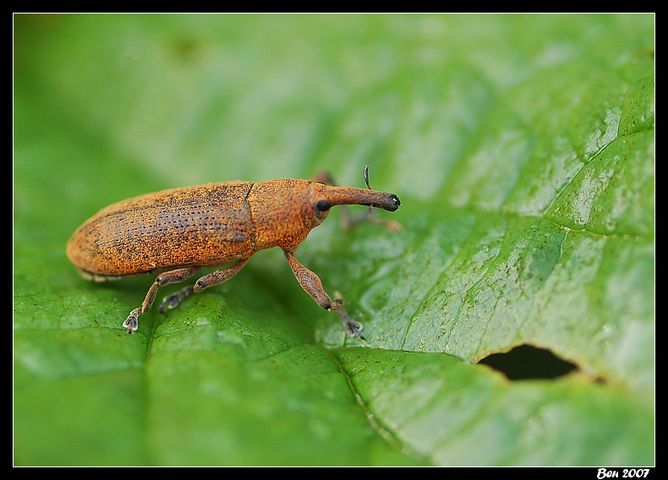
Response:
[66,169,400,338]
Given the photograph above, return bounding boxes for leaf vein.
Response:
[327,348,420,460]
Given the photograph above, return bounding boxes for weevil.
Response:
[66,168,400,338]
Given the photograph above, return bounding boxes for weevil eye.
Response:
[316,200,332,212]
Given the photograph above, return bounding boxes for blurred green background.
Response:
[14,14,654,466]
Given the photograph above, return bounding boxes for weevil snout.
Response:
[315,185,401,212]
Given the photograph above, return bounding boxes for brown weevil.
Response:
[66,168,400,338]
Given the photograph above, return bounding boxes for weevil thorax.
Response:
[248,179,327,252]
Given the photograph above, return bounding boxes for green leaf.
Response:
[14,14,653,466]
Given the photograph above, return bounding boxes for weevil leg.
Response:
[333,291,365,340]
[346,210,401,232]
[158,285,194,313]
[313,170,401,232]
[284,250,365,340]
[158,259,250,313]
[312,170,337,185]
[191,258,250,293]
[122,267,198,334]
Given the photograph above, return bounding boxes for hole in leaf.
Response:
[478,344,578,380]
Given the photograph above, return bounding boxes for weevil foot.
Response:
[159,286,193,313]
[333,291,366,341]
[123,308,141,334]
[370,216,402,232]
[343,317,365,340]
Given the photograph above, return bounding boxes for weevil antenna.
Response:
[363,165,372,217]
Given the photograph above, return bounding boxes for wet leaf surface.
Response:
[15,14,653,465]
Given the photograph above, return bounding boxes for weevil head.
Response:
[248,178,400,251]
